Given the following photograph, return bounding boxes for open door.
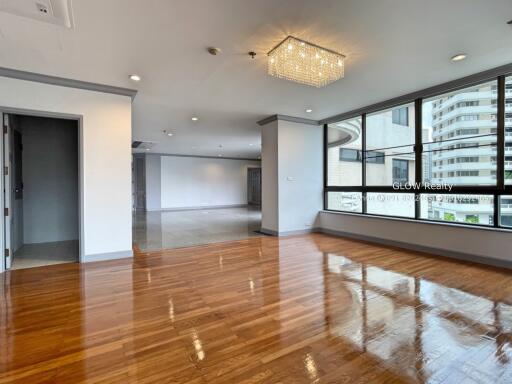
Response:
[2,113,12,270]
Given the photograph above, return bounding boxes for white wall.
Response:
[21,116,78,244]
[319,211,512,264]
[261,121,279,232]
[277,120,323,232]
[0,76,132,264]
[261,119,323,234]
[159,155,261,210]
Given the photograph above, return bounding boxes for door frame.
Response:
[0,107,84,272]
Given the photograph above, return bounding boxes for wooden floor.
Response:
[1,234,512,383]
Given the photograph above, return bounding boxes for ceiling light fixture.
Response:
[305,108,313,113]
[167,133,173,136]
[451,54,467,62]
[218,154,223,157]
[129,74,141,81]
[191,117,199,121]
[267,36,345,88]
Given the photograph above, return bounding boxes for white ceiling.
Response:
[0,0,511,158]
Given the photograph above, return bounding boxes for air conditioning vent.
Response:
[0,0,74,29]
[132,141,156,150]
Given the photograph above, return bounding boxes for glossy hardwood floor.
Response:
[1,233,512,383]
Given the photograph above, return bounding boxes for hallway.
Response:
[133,207,262,251]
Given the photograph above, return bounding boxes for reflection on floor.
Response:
[2,233,511,382]
[133,206,262,250]
[12,240,79,270]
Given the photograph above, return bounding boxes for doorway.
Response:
[247,167,261,206]
[132,155,146,211]
[2,113,80,270]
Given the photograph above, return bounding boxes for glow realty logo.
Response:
[392,182,453,191]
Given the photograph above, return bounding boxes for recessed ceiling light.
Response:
[249,143,253,146]
[451,54,467,62]
[218,154,223,157]
[305,108,313,113]
[167,133,173,136]
[191,117,199,121]
[145,148,150,151]
[129,74,141,81]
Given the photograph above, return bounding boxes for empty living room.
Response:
[1,0,512,383]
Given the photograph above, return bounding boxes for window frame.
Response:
[323,70,512,230]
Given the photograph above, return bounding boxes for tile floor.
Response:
[11,240,79,270]
[133,206,262,251]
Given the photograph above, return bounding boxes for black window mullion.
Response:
[414,99,422,219]
[495,75,505,227]
[362,113,367,213]
[323,124,328,189]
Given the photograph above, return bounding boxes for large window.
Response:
[325,72,512,229]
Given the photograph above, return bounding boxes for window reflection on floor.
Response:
[326,253,512,382]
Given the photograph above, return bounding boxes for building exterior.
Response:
[428,79,512,226]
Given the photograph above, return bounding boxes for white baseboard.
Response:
[82,249,133,263]
[260,227,320,237]
[147,204,250,212]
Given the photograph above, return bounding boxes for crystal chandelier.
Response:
[267,36,345,88]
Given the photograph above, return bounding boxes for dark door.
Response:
[133,156,146,210]
[247,168,261,205]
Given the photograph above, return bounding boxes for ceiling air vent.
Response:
[132,141,156,151]
[0,0,74,29]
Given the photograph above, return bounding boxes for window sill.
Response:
[321,210,512,233]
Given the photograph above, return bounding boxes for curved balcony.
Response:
[328,119,361,147]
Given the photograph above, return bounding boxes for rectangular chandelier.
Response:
[267,36,345,88]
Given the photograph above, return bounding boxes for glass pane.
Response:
[506,76,512,185]
[327,117,362,186]
[327,192,362,213]
[420,194,494,226]
[366,104,415,186]
[500,196,512,227]
[366,152,415,186]
[422,80,497,187]
[366,193,415,218]
[423,144,497,186]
